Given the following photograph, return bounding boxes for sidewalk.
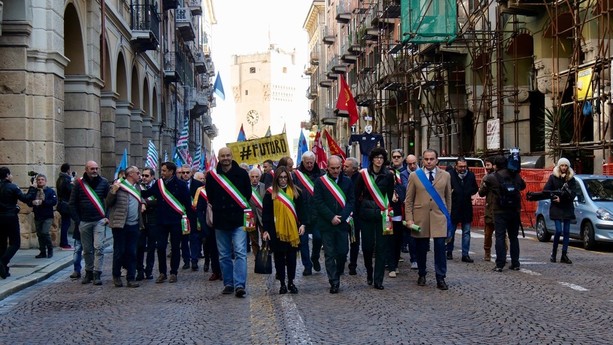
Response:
[0,248,74,301]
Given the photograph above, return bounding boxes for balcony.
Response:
[310,52,319,66]
[189,88,209,117]
[381,0,401,19]
[163,0,179,10]
[319,80,333,88]
[194,51,207,74]
[188,0,202,16]
[130,4,160,52]
[336,3,351,24]
[363,28,379,42]
[323,30,335,45]
[326,71,339,80]
[176,7,195,42]
[306,86,318,100]
[164,51,186,84]
[205,56,215,77]
[321,116,338,125]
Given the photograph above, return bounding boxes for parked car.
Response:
[535,174,613,249]
[437,157,485,168]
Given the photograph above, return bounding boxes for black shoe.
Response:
[203,262,210,272]
[279,284,288,294]
[509,265,520,271]
[312,260,321,272]
[182,263,190,270]
[436,279,449,290]
[461,255,474,263]
[35,252,47,259]
[550,255,556,263]
[126,280,140,288]
[374,283,384,290]
[492,267,503,272]
[135,272,144,281]
[367,277,373,286]
[47,249,53,259]
[288,283,298,294]
[113,276,123,287]
[145,274,153,280]
[191,265,199,272]
[560,253,572,264]
[348,266,357,275]
[446,252,453,260]
[222,286,234,294]
[235,287,246,298]
[0,264,7,279]
[401,245,409,253]
[70,271,81,279]
[417,276,426,286]
[303,268,312,276]
[330,284,339,294]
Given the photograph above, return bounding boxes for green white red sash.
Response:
[192,186,207,210]
[158,179,190,234]
[294,170,314,195]
[320,174,346,208]
[78,178,105,218]
[250,186,263,210]
[394,170,401,184]
[209,170,249,208]
[277,188,297,221]
[118,178,144,203]
[360,169,388,211]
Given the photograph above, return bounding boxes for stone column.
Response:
[115,101,132,174]
[130,108,144,167]
[100,91,117,179]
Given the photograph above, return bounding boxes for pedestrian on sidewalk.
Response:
[543,158,577,264]
[56,163,74,250]
[27,174,58,259]
[69,223,83,279]
[69,161,110,285]
[0,167,37,279]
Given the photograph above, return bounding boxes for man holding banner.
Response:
[141,162,191,284]
[313,156,355,293]
[206,147,252,298]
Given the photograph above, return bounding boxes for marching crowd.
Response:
[0,147,580,296]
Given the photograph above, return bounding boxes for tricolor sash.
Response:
[158,179,190,234]
[78,178,105,218]
[118,178,144,203]
[394,170,402,185]
[192,186,208,210]
[359,169,393,234]
[320,175,346,208]
[250,187,264,210]
[276,188,298,221]
[294,170,315,195]
[209,170,249,209]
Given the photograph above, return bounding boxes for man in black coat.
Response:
[56,163,73,249]
[141,161,191,284]
[313,156,355,293]
[206,147,252,298]
[178,165,204,271]
[445,157,479,262]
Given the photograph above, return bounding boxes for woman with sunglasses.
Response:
[262,166,306,294]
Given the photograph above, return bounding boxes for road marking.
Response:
[519,268,542,276]
[558,282,589,291]
[281,296,312,345]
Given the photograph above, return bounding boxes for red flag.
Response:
[324,130,346,160]
[336,75,359,126]
[312,130,327,169]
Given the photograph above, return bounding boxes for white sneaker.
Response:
[411,262,418,270]
[388,270,397,278]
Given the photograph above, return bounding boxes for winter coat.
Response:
[28,187,57,220]
[404,167,452,239]
[262,186,306,252]
[292,163,324,225]
[313,173,355,233]
[478,168,526,214]
[140,176,190,226]
[354,166,395,222]
[68,174,110,223]
[106,182,143,229]
[0,180,36,216]
[543,167,577,220]
[205,161,252,231]
[448,168,479,224]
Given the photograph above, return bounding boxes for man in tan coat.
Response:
[405,149,452,290]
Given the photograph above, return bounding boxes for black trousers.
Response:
[321,229,349,285]
[0,214,20,268]
[137,223,158,276]
[273,243,298,283]
[157,223,182,275]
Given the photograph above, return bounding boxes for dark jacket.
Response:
[56,172,73,202]
[292,163,323,225]
[262,186,306,251]
[355,166,395,221]
[28,187,57,221]
[543,168,577,220]
[479,168,526,213]
[313,173,355,232]
[141,179,158,225]
[390,168,406,218]
[141,175,190,226]
[187,177,204,229]
[448,168,479,224]
[68,173,110,223]
[106,182,143,229]
[0,180,37,216]
[206,161,252,230]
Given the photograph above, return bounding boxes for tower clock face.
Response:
[246,110,259,125]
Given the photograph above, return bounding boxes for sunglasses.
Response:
[180,172,191,174]
[392,156,402,159]
[142,174,150,177]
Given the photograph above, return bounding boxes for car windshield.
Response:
[583,179,613,201]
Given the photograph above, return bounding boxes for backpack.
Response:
[494,172,521,209]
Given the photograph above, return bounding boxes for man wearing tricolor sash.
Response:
[106,166,144,288]
[141,162,191,284]
[68,161,110,285]
[136,167,158,281]
[206,148,252,298]
[293,151,324,276]
[354,148,395,290]
[313,156,355,294]
[248,167,266,256]
[178,165,204,271]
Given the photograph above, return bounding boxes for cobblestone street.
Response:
[1,229,612,344]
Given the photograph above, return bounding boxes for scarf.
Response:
[273,186,300,247]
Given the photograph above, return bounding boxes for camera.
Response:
[28,170,39,184]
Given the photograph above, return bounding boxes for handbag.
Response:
[206,203,213,228]
[254,241,272,274]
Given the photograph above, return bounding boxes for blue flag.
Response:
[114,148,128,180]
[296,130,308,166]
[237,124,246,142]
[214,72,225,100]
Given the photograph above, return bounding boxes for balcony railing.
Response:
[336,1,351,24]
[164,51,186,84]
[130,4,160,52]
[194,51,207,74]
[189,87,209,117]
[163,0,179,11]
[176,6,195,42]
[188,0,202,16]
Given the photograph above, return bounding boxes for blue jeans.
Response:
[80,220,106,272]
[73,239,83,273]
[446,222,472,257]
[299,224,321,270]
[112,224,139,280]
[189,230,202,266]
[553,220,571,253]
[215,227,247,289]
[415,237,447,280]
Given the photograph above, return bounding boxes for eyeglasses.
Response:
[142,174,150,178]
[392,155,402,159]
[180,172,191,174]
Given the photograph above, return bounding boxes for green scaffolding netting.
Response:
[401,0,457,44]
